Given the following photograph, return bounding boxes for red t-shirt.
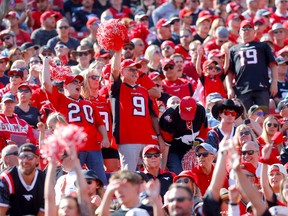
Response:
[200,74,227,99]
[162,78,195,99]
[257,136,281,158]
[108,6,133,19]
[31,10,43,31]
[270,12,288,24]
[15,29,32,46]
[47,86,105,151]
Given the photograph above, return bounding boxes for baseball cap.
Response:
[277,99,288,111]
[270,23,286,32]
[136,56,149,64]
[206,92,223,104]
[148,72,165,80]
[202,59,218,70]
[0,29,15,39]
[161,40,175,49]
[142,145,161,156]
[196,10,213,26]
[86,16,100,28]
[40,45,53,54]
[95,49,110,58]
[82,169,104,186]
[120,59,141,70]
[124,41,135,49]
[168,15,180,24]
[179,11,193,19]
[195,143,217,155]
[8,68,24,79]
[240,162,256,176]
[240,19,254,29]
[215,26,229,38]
[5,11,19,19]
[156,18,170,29]
[255,9,272,17]
[278,46,288,56]
[173,170,197,183]
[135,13,148,22]
[260,34,273,44]
[226,2,242,14]
[102,64,111,80]
[20,42,39,52]
[268,163,287,176]
[207,49,225,60]
[40,10,60,24]
[276,56,288,65]
[64,75,84,85]
[248,104,267,116]
[1,92,16,103]
[18,83,32,92]
[179,96,197,121]
[161,58,175,70]
[18,143,39,156]
[226,13,244,25]
[253,17,265,25]
[0,55,9,62]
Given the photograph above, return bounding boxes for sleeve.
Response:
[0,176,10,207]
[159,107,176,143]
[136,72,156,90]
[93,106,105,128]
[202,190,221,216]
[148,97,158,118]
[264,43,276,65]
[151,3,167,26]
[110,76,122,97]
[46,86,64,110]
[228,48,236,74]
[27,124,37,144]
[31,31,40,46]
[205,130,219,150]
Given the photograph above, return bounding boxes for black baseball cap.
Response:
[18,143,39,156]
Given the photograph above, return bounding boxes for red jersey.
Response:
[175,45,191,62]
[257,136,281,158]
[88,95,117,150]
[108,6,133,19]
[47,86,105,151]
[136,71,156,90]
[0,113,36,150]
[162,78,195,99]
[110,77,158,145]
[200,74,227,99]
[15,29,31,46]
[270,11,288,24]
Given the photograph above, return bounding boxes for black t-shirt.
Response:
[193,33,208,44]
[111,204,153,216]
[0,75,9,86]
[203,190,221,216]
[276,80,288,99]
[229,41,276,95]
[14,106,40,128]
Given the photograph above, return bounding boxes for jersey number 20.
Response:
[68,103,94,124]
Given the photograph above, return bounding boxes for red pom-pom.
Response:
[129,23,149,47]
[181,148,198,170]
[49,60,72,82]
[97,19,129,51]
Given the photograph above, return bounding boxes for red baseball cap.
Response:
[5,11,19,19]
[173,170,197,183]
[64,75,84,85]
[227,2,242,13]
[40,10,61,24]
[120,59,142,70]
[142,145,161,156]
[207,49,225,59]
[226,13,244,24]
[102,64,111,80]
[202,59,218,70]
[156,18,170,29]
[179,96,197,121]
[240,19,254,29]
[161,40,175,49]
[95,49,110,58]
[8,68,24,79]
[179,10,193,19]
[18,83,32,92]
[161,58,175,70]
[148,72,165,80]
[86,16,100,28]
[0,55,9,62]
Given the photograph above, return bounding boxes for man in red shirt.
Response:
[110,51,163,171]
[26,0,51,30]
[41,57,109,184]
[204,26,229,54]
[175,27,193,62]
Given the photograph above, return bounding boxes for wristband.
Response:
[157,133,162,137]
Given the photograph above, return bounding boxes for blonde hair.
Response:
[144,44,160,61]
[46,112,68,128]
[209,18,225,37]
[261,115,280,144]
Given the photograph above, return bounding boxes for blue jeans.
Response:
[78,150,107,184]
[167,151,186,175]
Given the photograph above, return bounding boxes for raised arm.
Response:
[196,45,204,77]
[41,57,53,94]
[111,51,122,80]
[221,43,230,74]
[269,63,278,97]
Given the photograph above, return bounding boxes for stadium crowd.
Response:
[0,0,288,215]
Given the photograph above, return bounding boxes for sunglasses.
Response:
[124,47,134,51]
[223,110,237,117]
[144,153,161,158]
[59,26,69,30]
[273,30,283,34]
[5,151,18,156]
[128,68,138,72]
[180,34,190,38]
[196,152,210,157]
[241,27,253,31]
[254,111,264,116]
[254,22,264,26]
[10,74,21,78]
[55,45,67,50]
[219,40,228,43]
[176,178,190,184]
[76,52,89,57]
[241,150,258,156]
[164,65,174,71]
[267,123,278,128]
[1,36,11,42]
[207,65,221,72]
[88,75,100,80]
[240,131,250,137]
[168,196,192,203]
[60,152,69,161]
[18,89,31,93]
[72,79,82,85]
[19,154,35,160]
[42,52,53,57]
[30,60,40,64]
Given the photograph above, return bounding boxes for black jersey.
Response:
[229,41,276,95]
[0,167,45,216]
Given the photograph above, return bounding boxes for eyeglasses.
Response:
[124,47,134,51]
[5,151,18,156]
[72,79,82,85]
[254,22,264,26]
[1,36,11,42]
[144,153,161,158]
[19,154,35,160]
[55,45,67,50]
[162,46,171,50]
[241,27,253,31]
[196,152,210,157]
[168,196,192,203]
[219,40,228,43]
[242,150,258,156]
[176,178,190,184]
[10,74,21,78]
[254,111,264,116]
[128,68,139,72]
[88,75,100,80]
[206,65,221,72]
[240,131,250,137]
[267,123,278,128]
[223,110,237,117]
[76,52,89,57]
[59,26,69,30]
[163,65,174,71]
[30,60,40,65]
[18,89,31,93]
[20,67,28,71]
[180,34,190,38]
[273,30,283,34]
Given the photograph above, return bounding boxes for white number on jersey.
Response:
[239,49,258,66]
[132,96,145,116]
[68,103,94,123]
[99,111,109,131]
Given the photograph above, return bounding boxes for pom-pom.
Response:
[181,148,198,170]
[41,124,87,162]
[129,23,149,47]
[97,19,129,51]
[49,59,72,82]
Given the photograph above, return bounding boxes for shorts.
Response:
[101,147,120,159]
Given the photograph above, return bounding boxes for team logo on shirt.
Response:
[23,194,33,201]
[164,115,172,122]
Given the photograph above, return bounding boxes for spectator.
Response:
[161,40,175,58]
[273,56,288,104]
[0,30,17,57]
[8,48,24,68]
[241,141,261,179]
[175,27,194,61]
[269,23,288,55]
[233,125,257,151]
[144,44,163,72]
[0,144,18,171]
[204,26,229,54]
[193,12,212,44]
[80,17,101,49]
[247,104,267,128]
[0,143,45,215]
[171,53,185,78]
[71,46,94,75]
[31,10,59,47]
[122,41,135,60]
[270,0,288,24]
[131,38,145,59]
[227,19,277,110]
[253,17,267,42]
[20,43,39,65]
[241,0,259,20]
[102,0,134,20]
[182,40,200,81]
[226,13,243,44]
[168,15,181,37]
[135,0,156,28]
[205,92,223,128]
[63,0,83,23]
[54,42,77,66]
[0,55,9,87]
[277,99,288,135]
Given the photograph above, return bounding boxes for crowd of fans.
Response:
[0,0,288,215]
